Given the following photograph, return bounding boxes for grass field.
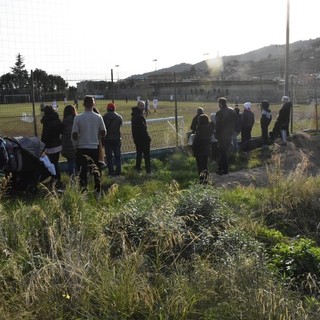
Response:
[0,99,318,140]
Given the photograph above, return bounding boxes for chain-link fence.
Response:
[0,105,185,153]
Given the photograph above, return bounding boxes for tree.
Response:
[11,53,29,91]
[68,86,77,99]
[0,73,14,92]
[33,69,49,90]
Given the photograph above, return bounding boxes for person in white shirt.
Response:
[152,97,158,114]
[72,96,106,198]
[52,99,58,111]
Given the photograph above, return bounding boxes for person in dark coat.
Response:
[215,97,237,175]
[102,102,123,176]
[190,107,204,133]
[41,105,63,184]
[260,100,272,146]
[192,113,215,183]
[277,96,292,145]
[232,105,242,152]
[240,102,255,152]
[131,101,151,173]
[61,104,77,176]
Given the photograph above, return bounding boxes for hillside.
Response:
[132,38,320,81]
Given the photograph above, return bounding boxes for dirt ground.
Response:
[211,130,320,189]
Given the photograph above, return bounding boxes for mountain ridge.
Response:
[131,38,320,81]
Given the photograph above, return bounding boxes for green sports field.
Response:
[0,99,317,140]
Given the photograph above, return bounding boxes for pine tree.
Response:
[11,53,29,91]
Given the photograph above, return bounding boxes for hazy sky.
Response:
[0,0,319,82]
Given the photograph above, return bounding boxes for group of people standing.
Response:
[40,96,152,199]
[137,96,159,116]
[190,96,292,183]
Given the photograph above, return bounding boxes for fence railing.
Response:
[0,114,185,153]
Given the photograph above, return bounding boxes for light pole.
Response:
[153,59,157,72]
[65,69,69,98]
[284,0,290,96]
[115,65,120,81]
[313,73,318,130]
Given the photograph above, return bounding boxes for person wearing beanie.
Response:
[240,102,255,152]
[190,107,204,134]
[277,96,292,146]
[102,102,123,176]
[260,100,272,146]
[131,102,152,174]
[192,113,215,184]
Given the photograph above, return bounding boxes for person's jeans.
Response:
[135,142,151,173]
[47,152,61,180]
[261,117,271,145]
[104,139,121,175]
[66,158,76,176]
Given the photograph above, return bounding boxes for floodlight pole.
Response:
[111,69,114,103]
[284,0,290,97]
[314,74,318,130]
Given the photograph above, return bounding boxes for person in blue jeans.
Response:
[102,102,123,176]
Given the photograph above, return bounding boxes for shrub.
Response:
[269,237,320,294]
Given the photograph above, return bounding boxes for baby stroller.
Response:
[1,136,55,194]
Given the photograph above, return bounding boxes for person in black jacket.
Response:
[131,101,151,173]
[215,97,236,175]
[278,96,292,146]
[61,104,77,176]
[232,105,242,152]
[190,107,204,134]
[271,96,292,145]
[192,113,215,183]
[260,100,272,146]
[102,102,123,176]
[41,105,63,184]
[240,102,255,152]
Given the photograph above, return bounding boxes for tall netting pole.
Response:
[31,70,38,137]
[111,69,114,103]
[174,72,178,146]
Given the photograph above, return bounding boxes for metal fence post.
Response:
[31,70,38,137]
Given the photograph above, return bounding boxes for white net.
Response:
[121,116,185,153]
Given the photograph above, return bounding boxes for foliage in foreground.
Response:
[1,149,320,319]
